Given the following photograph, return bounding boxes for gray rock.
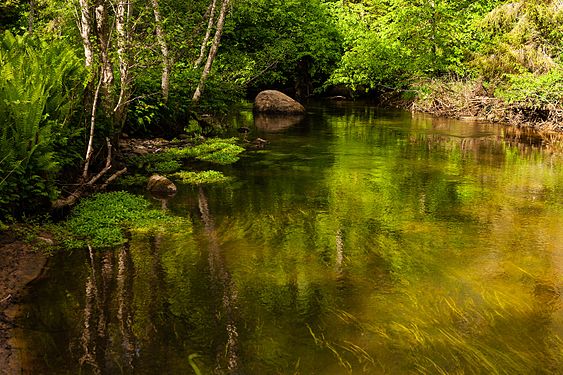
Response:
[253,90,305,114]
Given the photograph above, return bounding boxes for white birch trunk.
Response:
[194,0,218,68]
[192,0,231,103]
[150,0,171,102]
[78,0,94,68]
[95,1,114,94]
[114,0,131,127]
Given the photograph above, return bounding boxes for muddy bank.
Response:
[0,230,49,375]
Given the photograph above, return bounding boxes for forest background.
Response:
[1,0,562,220]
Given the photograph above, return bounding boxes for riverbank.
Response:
[0,228,50,375]
[408,79,563,133]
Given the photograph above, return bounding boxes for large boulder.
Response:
[147,175,177,196]
[253,90,305,114]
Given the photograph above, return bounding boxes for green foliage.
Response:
[0,0,26,32]
[220,0,342,94]
[152,160,183,174]
[179,138,245,165]
[496,68,563,107]
[0,31,85,218]
[327,0,502,90]
[171,170,231,185]
[62,191,177,248]
[473,1,563,80]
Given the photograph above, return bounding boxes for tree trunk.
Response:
[192,0,230,103]
[150,0,171,102]
[77,0,94,68]
[94,0,114,102]
[28,0,35,34]
[194,0,217,68]
[114,0,132,133]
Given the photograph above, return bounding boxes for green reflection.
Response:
[18,104,563,374]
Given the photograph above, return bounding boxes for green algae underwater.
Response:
[16,103,563,374]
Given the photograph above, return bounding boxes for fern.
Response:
[0,31,86,218]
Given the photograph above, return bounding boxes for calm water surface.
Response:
[18,103,563,374]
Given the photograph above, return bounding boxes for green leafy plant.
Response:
[496,68,563,107]
[129,138,245,173]
[171,170,231,185]
[62,191,179,248]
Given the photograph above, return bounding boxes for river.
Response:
[15,102,563,374]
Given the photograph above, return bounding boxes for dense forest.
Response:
[1,0,562,219]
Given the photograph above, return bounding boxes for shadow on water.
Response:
[14,102,563,374]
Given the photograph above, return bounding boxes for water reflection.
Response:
[198,188,241,374]
[254,113,305,132]
[17,103,563,374]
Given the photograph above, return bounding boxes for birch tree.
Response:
[194,0,218,68]
[114,0,132,129]
[150,0,171,102]
[192,0,231,103]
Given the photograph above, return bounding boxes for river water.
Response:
[17,102,563,374]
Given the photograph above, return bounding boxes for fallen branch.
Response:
[101,167,127,190]
[52,138,124,209]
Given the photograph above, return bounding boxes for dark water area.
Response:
[16,102,563,374]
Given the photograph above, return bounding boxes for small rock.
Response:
[147,175,177,196]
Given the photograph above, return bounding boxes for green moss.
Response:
[62,191,181,249]
[171,170,232,185]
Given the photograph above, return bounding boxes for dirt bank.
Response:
[0,229,49,375]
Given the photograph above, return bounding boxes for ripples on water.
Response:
[18,102,563,374]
